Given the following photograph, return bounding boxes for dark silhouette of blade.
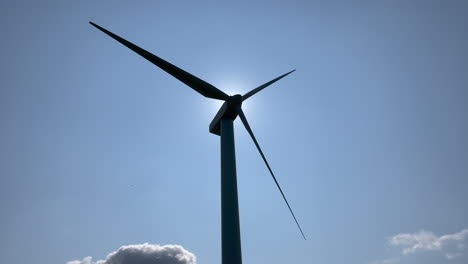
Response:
[89,22,229,101]
[237,107,306,240]
[242,70,295,101]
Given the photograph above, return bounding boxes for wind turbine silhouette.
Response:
[90,21,305,264]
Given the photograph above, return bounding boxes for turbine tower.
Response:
[90,22,305,264]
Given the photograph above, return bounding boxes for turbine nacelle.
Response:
[209,94,243,135]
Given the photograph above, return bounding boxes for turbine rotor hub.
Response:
[229,94,243,106]
[209,94,243,135]
[225,94,242,117]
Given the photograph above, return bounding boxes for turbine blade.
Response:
[237,107,306,240]
[242,70,295,101]
[89,22,229,101]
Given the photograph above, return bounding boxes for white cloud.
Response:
[67,256,94,264]
[67,243,196,264]
[372,228,468,264]
[388,229,468,259]
[389,230,441,254]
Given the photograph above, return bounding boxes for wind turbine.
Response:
[89,22,305,264]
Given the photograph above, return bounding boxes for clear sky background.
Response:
[1,1,467,264]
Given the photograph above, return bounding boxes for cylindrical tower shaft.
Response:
[220,117,242,264]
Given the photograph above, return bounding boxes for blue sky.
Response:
[1,1,467,264]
